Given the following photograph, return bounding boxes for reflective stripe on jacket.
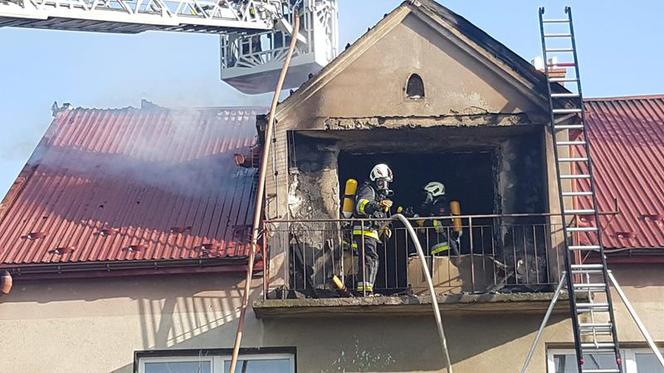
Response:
[352,226,380,240]
[431,241,450,255]
[356,282,374,292]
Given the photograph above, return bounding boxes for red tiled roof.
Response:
[0,106,262,272]
[577,95,664,250]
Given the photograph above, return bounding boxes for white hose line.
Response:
[609,271,664,369]
[391,213,454,373]
[228,12,301,373]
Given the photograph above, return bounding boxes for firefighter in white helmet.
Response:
[414,181,458,256]
[352,163,394,295]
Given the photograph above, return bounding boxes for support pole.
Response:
[521,274,566,373]
[391,214,453,373]
[608,271,664,369]
[228,12,301,373]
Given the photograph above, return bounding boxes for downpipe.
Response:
[228,12,301,373]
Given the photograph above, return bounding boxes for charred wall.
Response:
[286,136,341,292]
[283,125,549,292]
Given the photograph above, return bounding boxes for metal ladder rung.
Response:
[577,303,610,312]
[564,209,596,215]
[553,108,583,114]
[581,369,621,373]
[542,18,569,23]
[581,331,615,337]
[558,157,588,162]
[573,269,605,275]
[574,283,607,290]
[562,191,593,196]
[548,62,577,67]
[549,77,579,83]
[574,270,605,276]
[557,140,586,146]
[580,326,614,333]
[544,33,572,37]
[569,245,601,251]
[551,93,581,98]
[546,48,574,52]
[580,322,613,329]
[555,125,585,130]
[560,174,591,179]
[567,226,598,232]
[572,264,605,270]
[581,342,616,349]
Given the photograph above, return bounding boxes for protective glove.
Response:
[397,206,415,217]
[381,227,392,239]
[380,199,393,211]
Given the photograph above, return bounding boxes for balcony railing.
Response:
[262,214,568,300]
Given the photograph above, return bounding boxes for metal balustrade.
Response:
[262,214,571,300]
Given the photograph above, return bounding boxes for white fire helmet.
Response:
[369,163,393,182]
[424,181,445,197]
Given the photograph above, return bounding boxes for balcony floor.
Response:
[253,292,576,318]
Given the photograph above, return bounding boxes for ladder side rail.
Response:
[566,6,623,367]
[539,7,585,371]
[0,0,276,32]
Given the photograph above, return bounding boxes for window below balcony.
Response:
[137,352,295,373]
[548,348,664,373]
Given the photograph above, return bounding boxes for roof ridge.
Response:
[60,105,266,113]
[585,94,664,102]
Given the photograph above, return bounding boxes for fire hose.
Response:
[228,11,300,373]
[390,213,454,373]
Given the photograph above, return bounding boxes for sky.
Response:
[1,0,663,197]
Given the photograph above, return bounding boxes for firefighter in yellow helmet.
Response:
[414,181,459,256]
[352,163,394,295]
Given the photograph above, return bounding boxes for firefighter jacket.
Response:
[415,195,452,254]
[353,182,389,240]
[416,195,450,229]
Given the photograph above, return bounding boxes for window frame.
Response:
[547,347,664,373]
[405,73,425,100]
[220,353,295,372]
[626,347,664,373]
[135,348,296,373]
[138,355,217,373]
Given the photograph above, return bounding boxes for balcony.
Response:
[255,214,573,318]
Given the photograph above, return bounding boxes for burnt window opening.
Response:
[405,73,425,99]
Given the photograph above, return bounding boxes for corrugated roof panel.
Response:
[0,106,262,267]
[577,95,664,250]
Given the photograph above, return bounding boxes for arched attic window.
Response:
[406,73,425,100]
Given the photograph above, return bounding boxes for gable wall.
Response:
[265,10,548,222]
[282,12,543,126]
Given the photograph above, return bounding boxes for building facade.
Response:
[1,1,663,372]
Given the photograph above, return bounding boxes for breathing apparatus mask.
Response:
[375,178,394,197]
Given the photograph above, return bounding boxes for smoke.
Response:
[34,106,260,200]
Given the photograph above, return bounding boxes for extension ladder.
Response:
[539,7,622,373]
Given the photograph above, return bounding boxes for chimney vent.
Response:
[532,56,566,80]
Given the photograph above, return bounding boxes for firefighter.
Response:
[353,163,394,295]
[414,181,458,256]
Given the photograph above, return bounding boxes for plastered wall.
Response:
[0,265,661,372]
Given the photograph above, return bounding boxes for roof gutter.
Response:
[1,257,263,280]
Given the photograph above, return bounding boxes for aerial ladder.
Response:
[0,0,338,94]
[522,7,664,373]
